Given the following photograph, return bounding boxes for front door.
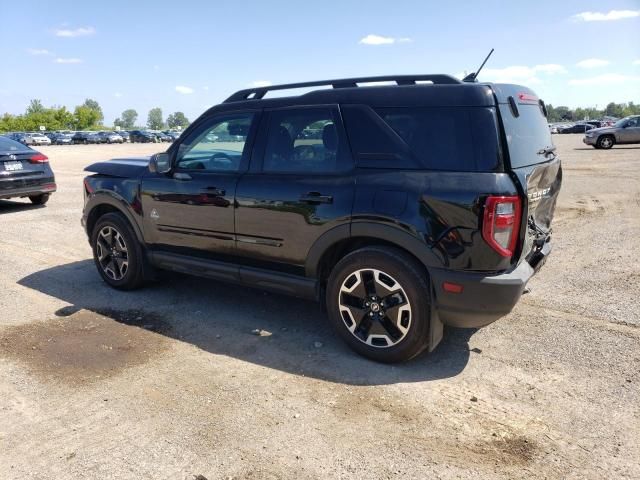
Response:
[619,116,640,143]
[141,111,257,257]
[235,106,355,271]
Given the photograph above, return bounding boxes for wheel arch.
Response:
[85,192,144,243]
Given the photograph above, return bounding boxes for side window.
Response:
[176,113,254,172]
[262,108,350,173]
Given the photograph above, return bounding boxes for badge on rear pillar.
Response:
[150,209,160,220]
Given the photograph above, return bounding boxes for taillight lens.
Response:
[29,153,49,163]
[482,196,522,257]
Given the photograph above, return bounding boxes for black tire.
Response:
[326,246,431,363]
[91,212,145,290]
[597,135,615,149]
[29,194,50,205]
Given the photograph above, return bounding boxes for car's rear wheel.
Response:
[91,212,145,290]
[326,246,431,363]
[597,135,615,149]
[29,194,49,205]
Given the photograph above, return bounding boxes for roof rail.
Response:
[224,74,461,103]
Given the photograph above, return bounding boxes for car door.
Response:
[235,105,355,271]
[140,111,258,257]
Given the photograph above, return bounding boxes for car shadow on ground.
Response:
[0,200,45,214]
[18,259,475,386]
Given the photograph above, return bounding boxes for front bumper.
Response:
[429,241,551,328]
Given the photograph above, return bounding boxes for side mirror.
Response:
[149,152,171,174]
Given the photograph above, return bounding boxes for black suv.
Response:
[82,74,561,362]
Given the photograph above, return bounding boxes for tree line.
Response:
[0,99,190,132]
[546,102,640,123]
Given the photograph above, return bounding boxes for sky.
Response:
[0,0,639,125]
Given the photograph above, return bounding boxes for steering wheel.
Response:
[210,152,232,164]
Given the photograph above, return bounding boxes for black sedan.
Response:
[558,123,595,134]
[129,130,158,143]
[0,136,56,205]
[72,132,100,144]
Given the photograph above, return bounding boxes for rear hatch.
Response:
[491,84,562,264]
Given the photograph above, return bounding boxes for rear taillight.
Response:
[482,196,522,257]
[29,154,49,163]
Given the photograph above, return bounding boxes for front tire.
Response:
[29,194,50,205]
[597,135,615,149]
[326,246,431,363]
[91,212,145,290]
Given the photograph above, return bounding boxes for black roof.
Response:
[204,74,510,116]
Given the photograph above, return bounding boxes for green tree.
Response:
[26,99,45,115]
[147,107,164,129]
[74,105,101,130]
[119,109,138,129]
[166,111,189,129]
[81,98,104,124]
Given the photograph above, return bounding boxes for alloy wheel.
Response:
[96,226,129,281]
[338,268,412,348]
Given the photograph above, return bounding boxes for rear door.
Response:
[494,87,563,261]
[235,106,355,270]
[140,112,257,257]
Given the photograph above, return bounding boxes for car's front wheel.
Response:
[326,246,431,363]
[597,135,615,149]
[29,194,50,205]
[91,212,145,290]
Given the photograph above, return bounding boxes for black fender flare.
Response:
[83,190,144,243]
[305,222,444,278]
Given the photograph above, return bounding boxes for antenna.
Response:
[463,48,494,83]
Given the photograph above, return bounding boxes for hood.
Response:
[84,157,151,177]
[585,126,614,134]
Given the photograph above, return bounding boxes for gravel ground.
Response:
[0,136,638,479]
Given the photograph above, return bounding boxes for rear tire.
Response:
[29,194,50,205]
[326,246,431,363]
[597,135,615,149]
[91,212,146,290]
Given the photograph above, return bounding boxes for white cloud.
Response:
[478,64,566,84]
[113,92,123,98]
[54,26,96,37]
[203,86,209,91]
[568,74,640,86]
[54,57,82,64]
[27,48,52,56]
[633,60,640,66]
[359,34,412,45]
[576,58,610,68]
[571,10,640,22]
[175,85,194,94]
[250,80,272,88]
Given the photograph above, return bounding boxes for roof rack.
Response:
[224,74,461,103]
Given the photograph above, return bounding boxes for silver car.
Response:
[583,115,640,149]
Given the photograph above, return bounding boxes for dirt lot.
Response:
[0,136,638,479]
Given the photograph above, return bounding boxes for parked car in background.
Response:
[117,131,130,142]
[129,130,157,143]
[584,120,603,129]
[48,133,73,145]
[163,130,182,141]
[97,131,124,144]
[152,131,172,142]
[0,135,56,205]
[8,133,35,146]
[558,123,595,134]
[583,115,640,149]
[28,133,52,145]
[72,131,100,144]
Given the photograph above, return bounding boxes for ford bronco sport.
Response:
[82,74,561,363]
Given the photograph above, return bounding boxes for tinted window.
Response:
[376,107,502,171]
[499,104,554,168]
[176,113,254,172]
[0,136,31,153]
[262,108,349,173]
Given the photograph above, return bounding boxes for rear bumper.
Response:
[0,176,56,200]
[430,242,551,328]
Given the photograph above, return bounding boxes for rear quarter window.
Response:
[342,106,502,172]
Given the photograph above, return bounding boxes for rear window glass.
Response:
[499,103,554,168]
[0,136,30,152]
[376,107,502,172]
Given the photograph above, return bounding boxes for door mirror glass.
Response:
[149,152,171,173]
